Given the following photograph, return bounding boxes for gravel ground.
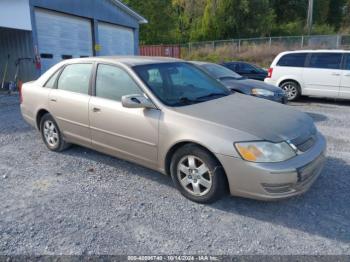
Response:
[0,94,349,255]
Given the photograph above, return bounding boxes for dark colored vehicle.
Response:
[222,61,268,81]
[192,61,287,104]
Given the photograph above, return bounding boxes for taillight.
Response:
[18,81,23,104]
[267,68,273,78]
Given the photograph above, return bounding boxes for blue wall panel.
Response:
[29,0,140,29]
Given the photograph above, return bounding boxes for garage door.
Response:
[98,22,134,56]
[35,9,93,73]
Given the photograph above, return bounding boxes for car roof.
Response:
[279,49,350,55]
[60,56,183,67]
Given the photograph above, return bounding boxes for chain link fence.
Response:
[183,34,350,54]
[179,34,350,66]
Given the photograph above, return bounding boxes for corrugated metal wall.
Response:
[0,27,36,83]
[140,45,181,58]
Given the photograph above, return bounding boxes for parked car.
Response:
[265,50,350,101]
[222,61,268,81]
[20,57,326,203]
[191,61,287,103]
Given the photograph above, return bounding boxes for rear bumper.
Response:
[216,132,327,201]
[20,104,37,129]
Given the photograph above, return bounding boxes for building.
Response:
[0,0,147,84]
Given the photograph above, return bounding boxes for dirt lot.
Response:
[0,94,349,255]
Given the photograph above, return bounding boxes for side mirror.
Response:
[121,94,157,109]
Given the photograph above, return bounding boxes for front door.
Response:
[340,54,350,99]
[48,63,93,147]
[89,64,160,168]
[302,52,342,98]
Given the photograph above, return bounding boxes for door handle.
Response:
[345,74,350,77]
[50,98,57,102]
[331,73,341,76]
[92,107,101,112]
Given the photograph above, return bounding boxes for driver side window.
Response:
[95,64,142,102]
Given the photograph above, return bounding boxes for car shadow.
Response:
[306,112,328,123]
[212,156,350,244]
[61,146,350,244]
[291,96,350,107]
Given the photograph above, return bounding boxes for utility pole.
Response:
[306,0,314,35]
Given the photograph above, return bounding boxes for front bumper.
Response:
[216,132,327,201]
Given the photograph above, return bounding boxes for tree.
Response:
[123,0,176,44]
[122,0,349,44]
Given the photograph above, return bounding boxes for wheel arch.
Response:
[164,141,228,183]
[36,109,50,130]
[279,79,302,95]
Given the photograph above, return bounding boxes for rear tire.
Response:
[170,144,227,204]
[280,81,300,101]
[40,113,70,152]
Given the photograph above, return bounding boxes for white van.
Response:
[265,50,350,101]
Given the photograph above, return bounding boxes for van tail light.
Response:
[18,81,23,104]
[267,68,273,78]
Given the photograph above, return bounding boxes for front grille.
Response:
[297,153,325,184]
[297,136,316,152]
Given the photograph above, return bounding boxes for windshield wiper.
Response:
[219,76,244,81]
[195,92,228,101]
[173,93,228,106]
[174,97,199,106]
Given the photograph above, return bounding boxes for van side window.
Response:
[345,55,350,70]
[309,53,342,70]
[277,53,307,67]
[57,64,92,94]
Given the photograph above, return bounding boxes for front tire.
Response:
[40,113,70,152]
[280,81,300,101]
[170,144,227,203]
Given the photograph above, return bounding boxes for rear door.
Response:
[302,52,342,98]
[89,64,160,168]
[340,53,350,99]
[49,63,93,147]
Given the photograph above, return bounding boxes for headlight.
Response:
[235,141,296,163]
[251,88,274,97]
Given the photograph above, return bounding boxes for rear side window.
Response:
[309,53,342,69]
[239,63,256,73]
[227,63,238,71]
[57,64,92,94]
[44,69,61,88]
[95,64,142,102]
[277,53,307,67]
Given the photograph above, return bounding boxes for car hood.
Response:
[221,78,283,93]
[173,93,316,143]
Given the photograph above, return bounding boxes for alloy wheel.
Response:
[177,155,212,196]
[43,120,59,147]
[282,84,298,100]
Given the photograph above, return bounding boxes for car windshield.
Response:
[133,62,231,107]
[200,63,243,80]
